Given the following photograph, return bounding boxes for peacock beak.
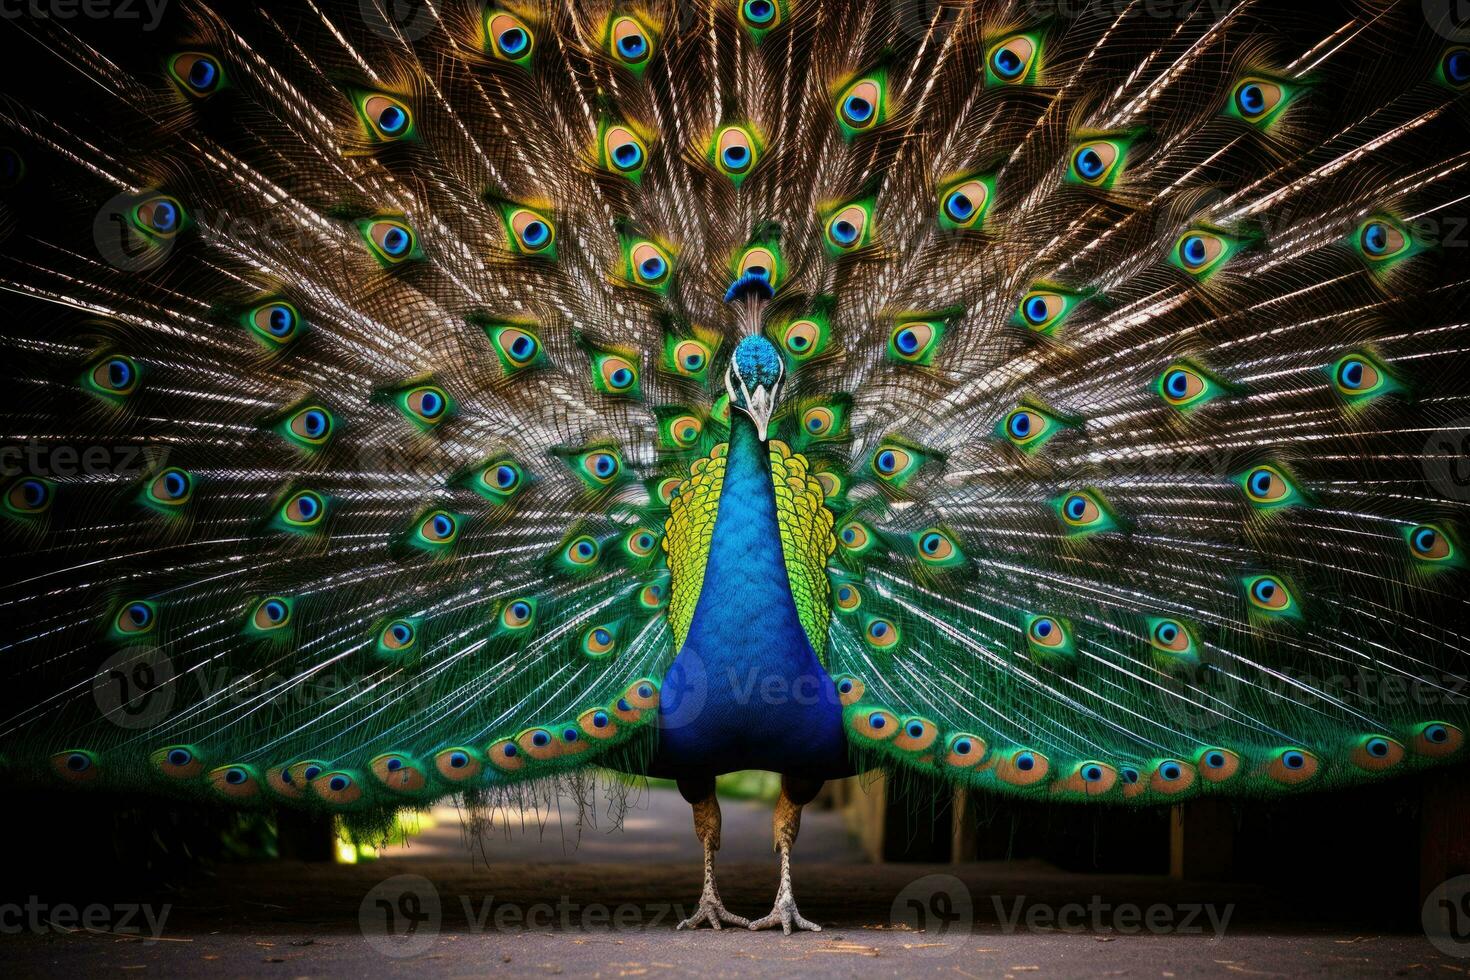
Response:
[726,362,782,441]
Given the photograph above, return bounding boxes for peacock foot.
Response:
[747,893,821,934]
[676,890,750,931]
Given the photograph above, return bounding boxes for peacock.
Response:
[2,0,1469,935]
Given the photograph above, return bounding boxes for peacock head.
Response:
[727,335,784,441]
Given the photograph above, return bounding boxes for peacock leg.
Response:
[748,774,822,934]
[675,777,750,931]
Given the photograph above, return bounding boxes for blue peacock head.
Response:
[727,335,784,441]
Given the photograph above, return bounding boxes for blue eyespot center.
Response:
[1362,222,1389,254]
[593,711,609,728]
[503,743,518,757]
[831,219,859,245]
[1282,751,1305,770]
[1165,370,1190,397]
[1160,762,1181,780]
[531,731,550,747]
[1121,768,1139,784]
[610,367,633,388]
[1009,413,1031,437]
[188,58,218,90]
[745,0,774,24]
[617,34,647,58]
[151,201,178,232]
[449,751,468,768]
[1236,83,1265,116]
[295,493,320,519]
[1082,764,1103,782]
[432,514,454,538]
[838,678,853,693]
[992,47,1023,79]
[638,683,653,698]
[381,227,409,255]
[498,27,528,55]
[167,749,191,767]
[1338,359,1365,389]
[563,729,578,742]
[868,712,886,730]
[390,622,412,644]
[1366,738,1389,757]
[267,306,294,335]
[1249,470,1272,496]
[302,410,328,437]
[127,603,152,626]
[1412,527,1438,554]
[386,757,403,771]
[1182,235,1208,265]
[1427,724,1449,743]
[945,191,974,222]
[329,775,349,791]
[1075,147,1104,179]
[1065,495,1087,520]
[1024,296,1049,324]
[907,722,924,738]
[843,95,873,123]
[1448,50,1469,83]
[225,767,246,784]
[1015,752,1035,772]
[304,763,322,780]
[722,145,750,169]
[1205,751,1225,769]
[895,328,921,354]
[954,739,972,755]
[876,450,897,473]
[108,358,133,388]
[1253,579,1277,603]
[1033,619,1053,638]
[1156,623,1179,643]
[378,105,406,134]
[612,141,643,169]
[521,220,549,247]
[639,255,666,279]
[163,471,188,499]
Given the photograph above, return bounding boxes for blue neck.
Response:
[652,411,847,778]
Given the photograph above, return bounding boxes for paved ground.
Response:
[5,789,1467,977]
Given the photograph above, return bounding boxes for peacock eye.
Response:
[1354,216,1413,264]
[662,413,703,448]
[573,449,622,487]
[418,510,459,545]
[250,596,292,632]
[1156,360,1230,411]
[669,339,710,376]
[1014,288,1080,335]
[565,535,601,566]
[1244,574,1298,617]
[474,459,525,504]
[210,764,259,798]
[1054,489,1117,534]
[379,619,417,652]
[489,325,544,373]
[1174,230,1229,275]
[247,301,303,347]
[629,241,671,286]
[5,477,52,516]
[1148,617,1199,662]
[823,203,872,252]
[115,600,157,636]
[888,320,943,365]
[914,528,963,566]
[1000,405,1067,451]
[714,126,761,179]
[168,52,223,97]
[741,0,780,30]
[361,218,417,264]
[1266,748,1319,785]
[582,623,617,657]
[864,617,900,649]
[602,125,647,178]
[938,177,992,230]
[1440,47,1470,89]
[286,405,334,447]
[871,444,917,483]
[358,93,413,142]
[838,520,875,556]
[834,583,862,612]
[802,406,836,437]
[625,527,659,557]
[131,195,184,240]
[608,16,653,66]
[779,318,829,362]
[986,33,1040,85]
[153,744,202,779]
[1406,523,1456,563]
[594,354,640,396]
[281,490,326,528]
[147,467,194,508]
[1029,617,1062,646]
[507,208,555,254]
[501,598,536,630]
[1228,77,1291,126]
[85,354,140,400]
[397,385,452,428]
[836,77,885,135]
[1235,463,1305,510]
[487,10,534,63]
[1068,139,1127,188]
[1328,350,1402,404]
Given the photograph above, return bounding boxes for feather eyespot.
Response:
[938,175,993,231]
[601,124,648,179]
[995,749,1050,786]
[607,15,653,67]
[1025,614,1076,665]
[1054,489,1118,535]
[279,489,327,529]
[1235,464,1306,510]
[944,734,986,769]
[575,449,623,487]
[114,600,158,636]
[914,528,963,567]
[285,406,334,448]
[834,675,865,705]
[581,624,617,658]
[246,301,303,348]
[1328,350,1403,405]
[486,10,534,64]
[379,619,416,652]
[1243,574,1299,618]
[863,617,900,650]
[1228,77,1293,126]
[312,771,363,805]
[152,745,204,780]
[1439,47,1470,90]
[852,708,898,740]
[1351,735,1404,773]
[889,319,943,365]
[594,354,640,396]
[131,195,184,240]
[667,338,711,377]
[371,753,428,792]
[1195,748,1240,783]
[835,77,886,135]
[662,413,703,449]
[1355,216,1414,264]
[396,385,451,428]
[1406,523,1458,565]
[507,208,555,255]
[779,318,829,362]
[1412,721,1464,758]
[6,476,54,517]
[713,125,762,181]
[435,747,483,781]
[249,596,292,633]
[416,510,459,548]
[986,33,1041,85]
[579,707,618,740]
[488,324,544,374]
[823,202,872,252]
[474,459,526,504]
[1148,759,1195,794]
[741,0,781,31]
[357,93,413,142]
[1266,748,1318,786]
[168,52,223,97]
[360,217,418,265]
[564,535,601,567]
[833,583,863,613]
[629,241,671,287]
[52,750,99,783]
[500,598,536,632]
[1172,228,1241,278]
[210,764,259,799]
[145,468,194,509]
[1067,139,1129,188]
[84,354,140,400]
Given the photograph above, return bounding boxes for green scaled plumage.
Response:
[0,0,1467,834]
